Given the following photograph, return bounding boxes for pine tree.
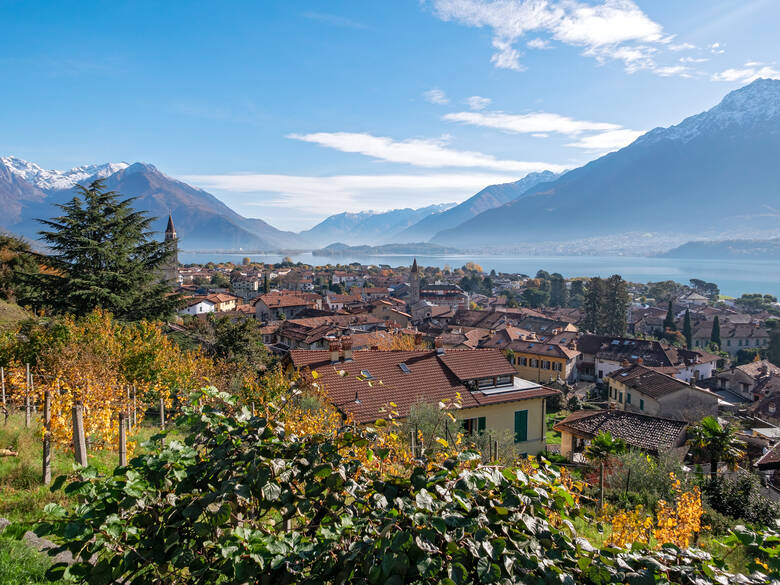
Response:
[583,277,605,333]
[568,280,585,308]
[29,180,180,320]
[683,309,693,348]
[602,274,629,336]
[664,300,676,331]
[710,315,721,348]
[768,320,780,366]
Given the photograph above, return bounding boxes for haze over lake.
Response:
[180,252,780,299]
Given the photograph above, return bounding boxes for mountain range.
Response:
[2,79,779,254]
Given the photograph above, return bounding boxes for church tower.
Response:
[409,258,420,304]
[163,213,178,284]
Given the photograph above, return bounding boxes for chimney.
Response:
[621,359,630,368]
[329,340,341,364]
[693,370,700,382]
[761,364,768,376]
[342,336,353,361]
[636,357,643,366]
[435,337,445,354]
[414,332,423,348]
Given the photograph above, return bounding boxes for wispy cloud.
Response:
[302,11,368,30]
[465,95,492,110]
[432,0,678,74]
[423,88,450,104]
[654,65,692,78]
[709,42,725,54]
[526,37,552,49]
[180,172,524,229]
[443,109,642,151]
[287,131,567,172]
[711,62,780,83]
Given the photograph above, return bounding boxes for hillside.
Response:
[397,171,559,242]
[0,159,309,251]
[0,299,29,330]
[301,203,454,247]
[432,79,780,249]
[661,237,780,259]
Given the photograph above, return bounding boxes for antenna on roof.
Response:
[354,390,360,404]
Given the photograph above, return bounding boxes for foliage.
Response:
[568,279,585,308]
[585,431,626,508]
[682,309,693,348]
[549,273,568,307]
[702,472,779,527]
[690,279,720,301]
[28,388,775,584]
[664,301,676,331]
[768,319,780,366]
[521,286,549,308]
[710,316,721,348]
[688,416,745,478]
[23,180,180,320]
[0,535,64,585]
[735,348,764,365]
[604,450,686,509]
[0,233,40,304]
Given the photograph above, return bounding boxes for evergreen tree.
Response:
[549,273,568,307]
[583,277,605,333]
[28,180,180,320]
[710,315,721,348]
[602,274,629,336]
[768,320,780,366]
[683,308,693,348]
[663,300,676,331]
[568,280,585,308]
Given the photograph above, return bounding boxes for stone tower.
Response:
[409,258,420,304]
[163,213,178,284]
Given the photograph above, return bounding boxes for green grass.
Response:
[0,412,166,526]
[0,536,63,585]
[545,410,568,446]
[0,299,29,332]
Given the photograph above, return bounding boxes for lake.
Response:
[178,252,780,299]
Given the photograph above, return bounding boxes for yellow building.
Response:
[506,340,580,384]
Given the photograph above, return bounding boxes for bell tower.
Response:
[410,258,420,304]
[163,213,178,284]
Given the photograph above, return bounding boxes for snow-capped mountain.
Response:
[0,156,129,191]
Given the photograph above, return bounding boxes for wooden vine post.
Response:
[118,411,127,467]
[72,400,88,466]
[1,366,6,425]
[159,397,165,447]
[25,363,31,428]
[42,389,52,484]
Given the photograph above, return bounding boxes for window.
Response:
[727,340,731,347]
[478,378,493,388]
[626,393,631,404]
[519,357,527,366]
[398,363,411,374]
[514,410,528,443]
[640,399,644,411]
[598,370,603,379]
[360,370,374,380]
[495,375,512,386]
[619,392,623,403]
[462,417,486,435]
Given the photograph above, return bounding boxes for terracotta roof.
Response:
[257,292,320,308]
[507,339,580,360]
[737,360,780,379]
[553,409,688,454]
[607,364,695,399]
[437,349,516,381]
[450,309,506,329]
[288,349,553,423]
[756,442,780,470]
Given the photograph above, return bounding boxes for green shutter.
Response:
[478,417,486,433]
[514,410,528,443]
[640,399,644,411]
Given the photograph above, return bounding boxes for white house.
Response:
[180,297,216,316]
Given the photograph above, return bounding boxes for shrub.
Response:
[703,472,779,527]
[603,450,686,509]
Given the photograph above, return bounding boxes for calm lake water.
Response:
[179,252,780,299]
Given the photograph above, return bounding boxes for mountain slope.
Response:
[300,203,454,246]
[0,160,309,251]
[433,79,780,248]
[397,170,560,242]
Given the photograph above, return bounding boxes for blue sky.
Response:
[2,0,779,230]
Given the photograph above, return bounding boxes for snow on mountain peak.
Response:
[637,78,780,146]
[0,156,129,190]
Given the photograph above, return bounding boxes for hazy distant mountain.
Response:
[661,237,780,259]
[300,203,454,246]
[0,158,308,251]
[397,170,560,242]
[433,79,780,248]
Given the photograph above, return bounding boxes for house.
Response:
[179,297,216,316]
[204,293,241,313]
[254,292,323,321]
[605,364,718,422]
[678,291,709,306]
[418,284,468,310]
[231,276,261,302]
[288,344,559,455]
[691,322,769,356]
[504,339,580,384]
[324,293,361,312]
[448,309,507,331]
[370,300,413,328]
[554,409,688,460]
[711,360,780,402]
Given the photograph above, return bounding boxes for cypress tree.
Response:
[682,309,693,348]
[29,180,180,320]
[583,277,605,334]
[663,300,676,331]
[549,273,568,307]
[710,315,721,348]
[768,320,780,366]
[602,274,629,336]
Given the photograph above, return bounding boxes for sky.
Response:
[1,0,779,230]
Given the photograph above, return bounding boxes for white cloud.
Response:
[654,65,692,78]
[565,128,644,150]
[711,63,780,83]
[465,95,492,110]
[443,110,621,136]
[287,131,567,173]
[180,172,526,229]
[432,0,673,74]
[423,88,449,104]
[669,42,696,51]
[709,42,725,54]
[526,37,551,49]
[679,56,708,63]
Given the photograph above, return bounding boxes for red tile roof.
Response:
[288,349,555,423]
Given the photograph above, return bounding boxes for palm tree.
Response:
[688,416,745,480]
[585,431,627,508]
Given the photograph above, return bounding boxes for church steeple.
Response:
[409,258,420,304]
[162,212,178,284]
[165,212,177,241]
[411,258,418,273]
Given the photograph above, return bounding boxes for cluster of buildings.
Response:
[162,227,780,485]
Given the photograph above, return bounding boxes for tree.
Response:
[521,286,549,308]
[585,430,626,508]
[0,233,40,303]
[568,279,585,308]
[207,314,268,368]
[682,309,692,348]
[602,275,629,336]
[583,277,605,333]
[549,273,568,307]
[27,180,180,320]
[710,316,721,348]
[768,320,780,366]
[688,416,745,480]
[664,300,676,331]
